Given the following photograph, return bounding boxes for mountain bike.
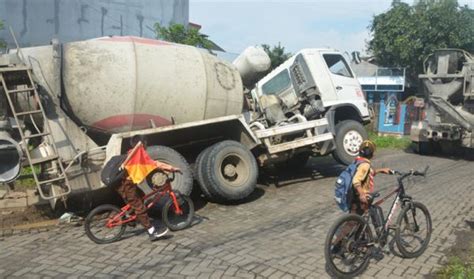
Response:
[324,167,431,278]
[84,170,194,244]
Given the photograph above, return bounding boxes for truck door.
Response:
[322,54,364,102]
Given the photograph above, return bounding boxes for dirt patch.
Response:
[449,229,474,264]
[0,204,58,229]
[427,223,474,278]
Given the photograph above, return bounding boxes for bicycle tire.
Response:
[324,214,373,278]
[395,201,432,258]
[84,204,126,244]
[162,194,194,231]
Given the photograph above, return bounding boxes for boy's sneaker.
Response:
[148,227,169,241]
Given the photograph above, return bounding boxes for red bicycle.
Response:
[84,170,194,244]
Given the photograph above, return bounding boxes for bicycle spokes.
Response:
[89,210,124,241]
[329,220,371,273]
[399,208,428,251]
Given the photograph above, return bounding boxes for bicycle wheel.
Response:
[162,194,194,231]
[395,201,432,258]
[84,204,126,244]
[324,214,373,278]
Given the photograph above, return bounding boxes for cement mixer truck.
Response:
[0,36,370,207]
[411,49,474,154]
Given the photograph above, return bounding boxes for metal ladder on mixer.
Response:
[0,65,71,200]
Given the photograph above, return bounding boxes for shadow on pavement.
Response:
[258,155,346,189]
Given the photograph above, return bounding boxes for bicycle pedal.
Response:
[371,248,385,261]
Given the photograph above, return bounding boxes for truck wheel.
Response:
[439,140,459,155]
[413,141,433,155]
[194,146,214,200]
[200,140,258,201]
[332,120,368,165]
[146,146,193,196]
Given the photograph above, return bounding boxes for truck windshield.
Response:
[323,54,353,78]
[262,70,291,95]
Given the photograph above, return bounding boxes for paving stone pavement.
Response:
[0,150,473,278]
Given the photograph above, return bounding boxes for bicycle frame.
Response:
[105,181,183,228]
[370,173,414,244]
[325,167,429,278]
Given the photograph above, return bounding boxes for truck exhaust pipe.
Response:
[0,132,23,183]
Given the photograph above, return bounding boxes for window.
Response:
[323,54,353,78]
[261,70,291,95]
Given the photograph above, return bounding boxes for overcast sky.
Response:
[190,0,473,56]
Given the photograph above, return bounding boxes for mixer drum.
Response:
[62,36,244,133]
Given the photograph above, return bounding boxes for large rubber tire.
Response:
[332,120,368,165]
[194,146,214,199]
[324,214,373,278]
[412,141,433,155]
[84,204,126,244]
[395,202,432,258]
[200,140,258,201]
[162,194,194,231]
[439,140,460,155]
[146,145,193,196]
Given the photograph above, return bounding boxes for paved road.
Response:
[0,150,473,278]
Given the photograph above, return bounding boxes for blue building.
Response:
[351,58,409,136]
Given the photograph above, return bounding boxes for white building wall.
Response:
[0,0,189,48]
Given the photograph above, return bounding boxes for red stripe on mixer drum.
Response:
[92,114,172,131]
[98,36,173,46]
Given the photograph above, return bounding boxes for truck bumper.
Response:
[411,121,466,143]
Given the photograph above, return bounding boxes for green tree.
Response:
[0,20,5,49]
[261,43,292,71]
[154,23,213,49]
[368,0,474,79]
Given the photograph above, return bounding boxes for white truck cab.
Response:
[251,49,371,165]
[253,49,369,122]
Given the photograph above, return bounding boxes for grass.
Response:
[436,232,474,279]
[15,165,41,189]
[437,257,474,279]
[368,131,412,150]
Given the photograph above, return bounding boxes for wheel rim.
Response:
[343,130,364,156]
[88,209,123,242]
[327,220,371,275]
[167,198,191,228]
[149,171,167,188]
[398,207,430,254]
[218,153,249,188]
[151,158,181,190]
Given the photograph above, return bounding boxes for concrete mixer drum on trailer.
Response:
[0,36,370,207]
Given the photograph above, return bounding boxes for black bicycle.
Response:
[324,167,432,278]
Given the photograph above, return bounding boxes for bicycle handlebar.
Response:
[169,171,175,182]
[390,166,429,180]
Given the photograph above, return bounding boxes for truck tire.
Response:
[200,140,258,201]
[332,120,368,165]
[146,145,193,196]
[194,146,214,200]
[412,141,433,155]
